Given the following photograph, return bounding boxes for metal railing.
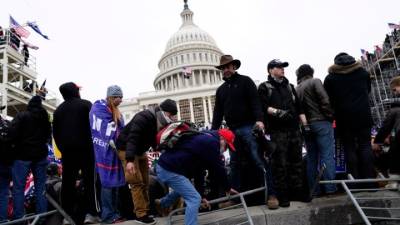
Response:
[167,186,266,225]
[0,29,37,71]
[320,174,400,225]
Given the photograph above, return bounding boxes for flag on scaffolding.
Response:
[374,45,382,57]
[182,66,192,79]
[388,23,400,29]
[9,15,30,38]
[20,39,39,50]
[360,49,368,60]
[27,21,49,40]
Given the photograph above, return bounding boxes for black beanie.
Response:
[160,99,178,115]
[334,52,356,66]
[28,95,42,108]
[296,64,314,81]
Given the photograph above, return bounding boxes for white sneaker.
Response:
[385,174,400,189]
[84,214,101,224]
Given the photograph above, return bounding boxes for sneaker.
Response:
[134,215,156,225]
[155,199,170,217]
[267,195,279,210]
[84,214,101,224]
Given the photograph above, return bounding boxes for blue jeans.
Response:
[305,121,337,194]
[12,158,48,219]
[0,163,12,222]
[101,187,121,223]
[157,164,201,225]
[231,124,276,196]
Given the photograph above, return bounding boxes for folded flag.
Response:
[388,23,400,29]
[27,21,49,40]
[9,15,30,38]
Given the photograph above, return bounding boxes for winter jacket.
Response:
[10,97,51,161]
[324,61,372,131]
[374,101,400,144]
[0,117,13,164]
[258,75,303,131]
[125,107,161,162]
[53,82,93,155]
[296,76,334,123]
[157,131,229,195]
[212,72,263,130]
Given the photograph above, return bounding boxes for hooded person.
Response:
[53,82,100,224]
[9,95,51,221]
[324,53,376,181]
[89,85,125,224]
[120,99,177,224]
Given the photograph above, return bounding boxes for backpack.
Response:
[156,121,200,151]
[261,81,296,102]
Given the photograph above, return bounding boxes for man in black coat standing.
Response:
[53,82,99,224]
[212,55,277,209]
[324,53,375,180]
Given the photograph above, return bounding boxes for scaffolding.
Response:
[363,28,400,127]
[0,28,58,118]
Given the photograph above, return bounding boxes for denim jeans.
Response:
[231,124,276,196]
[157,164,201,225]
[12,158,48,219]
[101,187,121,223]
[305,121,337,194]
[0,163,12,222]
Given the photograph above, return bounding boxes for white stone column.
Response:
[176,100,181,120]
[178,73,183,88]
[202,97,209,124]
[207,96,213,123]
[207,70,211,84]
[192,70,197,86]
[189,98,195,122]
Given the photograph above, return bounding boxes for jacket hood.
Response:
[59,82,80,100]
[328,61,363,74]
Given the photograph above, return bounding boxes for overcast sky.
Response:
[2,0,400,102]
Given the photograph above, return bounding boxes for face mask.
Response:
[162,111,173,123]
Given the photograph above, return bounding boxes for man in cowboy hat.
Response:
[212,55,278,209]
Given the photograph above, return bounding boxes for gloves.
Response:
[301,124,312,138]
[275,109,293,121]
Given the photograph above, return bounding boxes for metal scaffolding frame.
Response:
[364,29,400,127]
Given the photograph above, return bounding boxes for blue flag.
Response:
[27,22,49,40]
[90,99,125,187]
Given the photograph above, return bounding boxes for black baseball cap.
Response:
[267,59,289,70]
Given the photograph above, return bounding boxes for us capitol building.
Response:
[119,1,224,127]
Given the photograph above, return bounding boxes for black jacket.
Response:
[258,75,303,131]
[10,99,51,161]
[324,61,372,131]
[125,108,159,161]
[212,72,263,129]
[374,101,400,144]
[296,76,333,123]
[53,82,93,155]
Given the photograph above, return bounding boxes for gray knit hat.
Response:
[106,85,123,98]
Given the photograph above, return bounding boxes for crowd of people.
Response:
[0,51,399,225]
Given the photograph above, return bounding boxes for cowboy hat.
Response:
[215,55,241,70]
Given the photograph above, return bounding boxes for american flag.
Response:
[9,15,30,38]
[361,49,368,60]
[388,23,400,30]
[182,66,192,78]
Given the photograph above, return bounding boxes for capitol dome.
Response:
[153,1,224,92]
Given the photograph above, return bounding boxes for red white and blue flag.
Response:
[9,15,30,38]
[183,66,192,78]
[388,23,400,29]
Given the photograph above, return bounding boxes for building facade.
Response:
[120,1,224,127]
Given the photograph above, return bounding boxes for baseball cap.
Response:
[218,128,236,151]
[267,59,289,70]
